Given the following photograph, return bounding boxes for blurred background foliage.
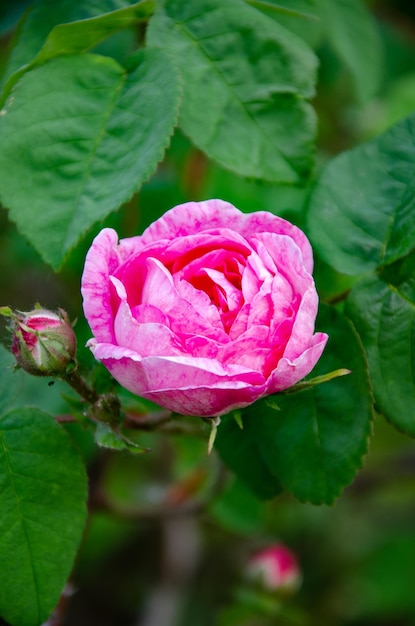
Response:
[1,1,415,625]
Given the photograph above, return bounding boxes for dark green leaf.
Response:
[210,477,262,534]
[0,407,87,626]
[308,113,415,275]
[316,0,382,102]
[0,49,181,269]
[346,265,415,436]
[1,0,154,105]
[215,412,282,500]
[2,0,147,83]
[248,305,373,504]
[147,0,318,183]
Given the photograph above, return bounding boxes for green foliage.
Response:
[315,0,382,102]
[147,0,318,183]
[0,407,87,626]
[2,0,146,82]
[215,411,282,500]
[308,113,415,276]
[95,422,148,453]
[0,0,415,623]
[0,49,180,268]
[217,306,373,505]
[346,262,415,436]
[0,0,154,103]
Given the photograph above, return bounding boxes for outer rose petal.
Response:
[81,228,119,343]
[90,342,266,416]
[266,332,328,393]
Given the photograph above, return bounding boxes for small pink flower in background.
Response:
[1,307,76,376]
[81,200,327,417]
[245,544,301,593]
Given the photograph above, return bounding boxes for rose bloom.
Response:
[245,544,301,593]
[10,308,76,376]
[81,200,327,417]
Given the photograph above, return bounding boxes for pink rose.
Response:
[0,307,77,376]
[81,200,327,417]
[245,544,301,593]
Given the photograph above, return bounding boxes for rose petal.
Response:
[283,285,320,361]
[91,342,267,415]
[114,300,182,357]
[266,333,329,392]
[81,228,120,343]
[138,200,313,272]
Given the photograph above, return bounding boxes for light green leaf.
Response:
[316,0,382,102]
[246,0,318,21]
[346,261,415,436]
[0,344,21,415]
[0,49,181,269]
[95,422,148,454]
[0,407,87,626]
[1,0,154,106]
[308,113,415,275]
[3,0,147,82]
[147,0,318,183]
[247,0,322,48]
[248,305,373,504]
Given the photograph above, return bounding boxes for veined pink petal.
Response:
[81,228,120,343]
[174,277,224,332]
[242,252,269,302]
[219,325,271,373]
[252,233,312,296]
[114,300,182,357]
[138,200,313,272]
[283,285,320,361]
[143,385,267,417]
[269,274,296,330]
[247,278,274,327]
[266,333,329,393]
[90,343,266,416]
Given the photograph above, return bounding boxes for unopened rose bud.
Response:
[1,306,76,377]
[245,544,301,595]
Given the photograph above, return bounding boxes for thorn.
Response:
[207,416,221,455]
[233,411,243,429]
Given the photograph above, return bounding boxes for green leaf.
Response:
[147,0,318,183]
[308,113,415,276]
[247,0,322,49]
[0,407,87,626]
[246,0,318,21]
[2,0,147,83]
[1,0,155,106]
[215,412,282,500]
[0,49,181,269]
[316,0,382,102]
[210,477,262,534]
[0,344,21,415]
[247,305,373,504]
[95,422,148,454]
[346,264,415,437]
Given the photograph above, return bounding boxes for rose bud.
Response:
[245,544,301,594]
[3,307,76,377]
[82,200,328,417]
